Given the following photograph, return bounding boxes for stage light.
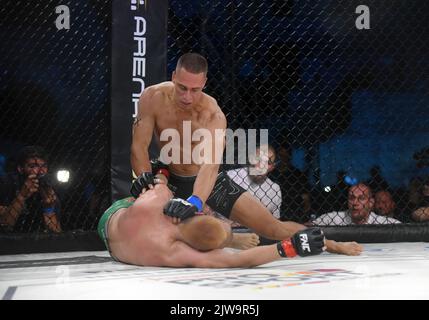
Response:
[56,170,70,183]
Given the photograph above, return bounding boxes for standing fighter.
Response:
[130,52,362,256]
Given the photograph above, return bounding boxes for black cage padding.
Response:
[1,223,429,255]
[0,231,105,255]
[322,223,429,243]
[256,223,429,246]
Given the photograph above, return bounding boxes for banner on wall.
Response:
[111,0,168,200]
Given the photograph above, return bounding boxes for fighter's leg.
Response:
[202,205,260,249]
[229,192,363,255]
[205,173,304,241]
[177,215,233,251]
[229,191,305,240]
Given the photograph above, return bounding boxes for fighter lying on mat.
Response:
[98,182,326,268]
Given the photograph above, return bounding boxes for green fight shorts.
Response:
[97,197,135,260]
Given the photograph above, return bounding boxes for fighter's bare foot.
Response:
[229,233,260,250]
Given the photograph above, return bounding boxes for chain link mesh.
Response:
[0,1,428,234]
[0,0,110,233]
[168,0,429,226]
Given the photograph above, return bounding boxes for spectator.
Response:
[311,183,401,226]
[367,165,389,193]
[0,146,61,233]
[411,177,429,222]
[227,144,282,219]
[408,177,424,211]
[374,190,398,218]
[271,143,311,223]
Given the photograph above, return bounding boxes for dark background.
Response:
[0,0,428,230]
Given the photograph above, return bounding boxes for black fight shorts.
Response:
[168,171,246,219]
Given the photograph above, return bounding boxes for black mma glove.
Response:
[130,172,155,198]
[130,160,170,198]
[277,227,325,258]
[163,198,199,221]
[150,159,170,179]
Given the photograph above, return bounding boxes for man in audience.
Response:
[0,146,62,233]
[310,183,401,226]
[227,144,281,219]
[412,177,429,222]
[374,190,396,217]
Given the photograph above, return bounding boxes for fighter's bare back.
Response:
[107,184,178,266]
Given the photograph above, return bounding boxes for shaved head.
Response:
[176,53,208,75]
[179,215,232,251]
